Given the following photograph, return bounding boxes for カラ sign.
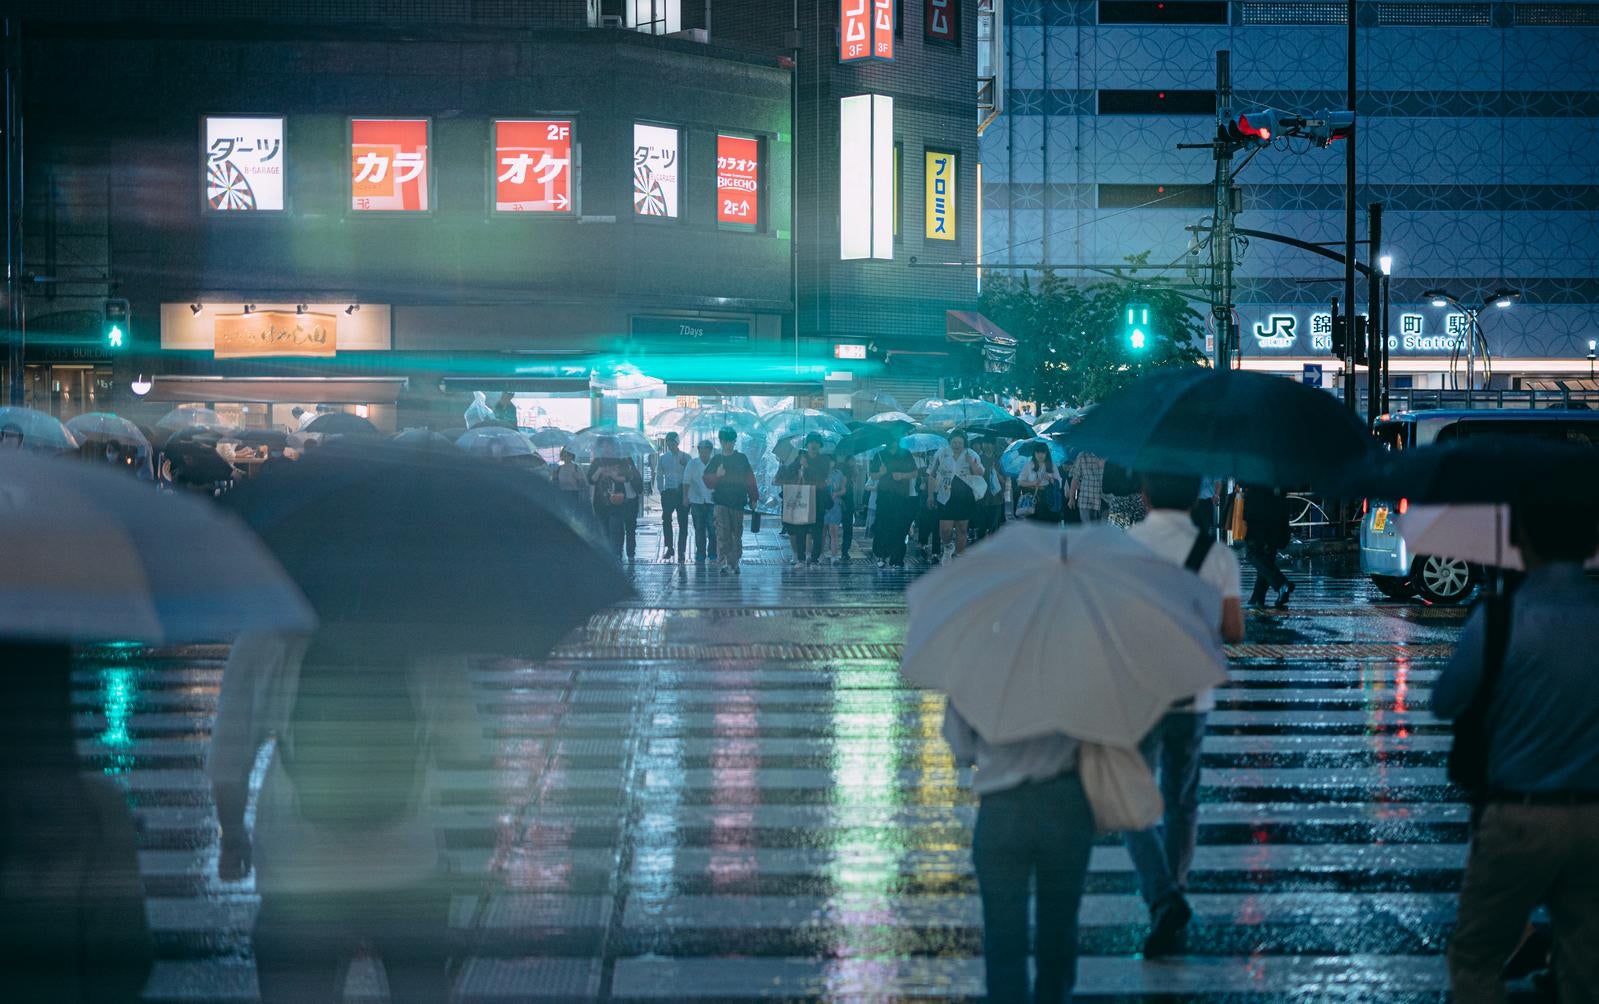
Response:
[716,135,760,226]
[494,120,573,213]
[350,118,430,212]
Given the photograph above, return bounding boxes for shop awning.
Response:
[143,376,407,404]
[946,310,1017,372]
[666,381,824,397]
[439,376,590,394]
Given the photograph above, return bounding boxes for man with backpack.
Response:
[209,631,486,1003]
[1121,472,1246,957]
[1432,504,1599,1004]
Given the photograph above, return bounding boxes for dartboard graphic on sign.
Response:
[206,160,257,211]
[632,123,680,219]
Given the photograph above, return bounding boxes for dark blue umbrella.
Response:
[223,443,631,657]
[1071,368,1372,488]
[836,421,910,457]
[305,412,382,437]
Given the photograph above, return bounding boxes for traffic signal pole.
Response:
[1212,51,1237,371]
[1366,203,1382,428]
[1342,0,1358,411]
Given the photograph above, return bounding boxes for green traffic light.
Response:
[107,325,124,348]
[1125,303,1151,352]
[1130,328,1146,350]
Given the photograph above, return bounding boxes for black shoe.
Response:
[1143,894,1193,958]
[1274,582,1295,609]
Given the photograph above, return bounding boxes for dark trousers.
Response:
[599,505,637,559]
[973,772,1097,1004]
[660,488,689,555]
[254,884,451,1004]
[873,494,911,565]
[690,501,717,559]
[975,502,1005,539]
[1247,539,1290,603]
[840,491,855,555]
[788,522,823,561]
[1122,710,1208,908]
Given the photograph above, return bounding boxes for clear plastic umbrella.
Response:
[456,426,539,461]
[1001,437,1070,478]
[645,407,697,436]
[850,389,900,415]
[155,406,225,432]
[568,425,657,463]
[908,398,947,419]
[901,433,949,455]
[681,408,766,450]
[66,412,152,475]
[1402,504,1599,572]
[0,407,78,452]
[772,429,843,465]
[922,399,1015,433]
[867,410,917,425]
[763,408,850,442]
[528,427,573,449]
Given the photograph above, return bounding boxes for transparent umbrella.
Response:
[901,432,949,455]
[155,406,225,432]
[568,426,658,463]
[908,398,947,419]
[922,399,1015,433]
[850,389,900,415]
[772,429,843,465]
[0,407,78,452]
[681,408,766,449]
[1001,437,1070,478]
[646,407,697,436]
[763,408,850,442]
[867,410,917,425]
[456,426,539,461]
[65,412,152,475]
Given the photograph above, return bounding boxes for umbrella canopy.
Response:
[908,398,947,419]
[1071,368,1373,488]
[921,399,1016,433]
[836,422,911,457]
[229,429,289,450]
[305,411,383,438]
[223,444,631,656]
[682,408,766,448]
[901,522,1227,746]
[1401,504,1599,571]
[850,389,900,415]
[762,408,851,442]
[1000,437,1070,478]
[965,416,1036,442]
[528,427,574,450]
[867,410,917,425]
[164,440,236,485]
[392,428,455,449]
[0,407,78,452]
[0,451,314,644]
[772,429,842,465]
[568,426,657,463]
[65,412,148,450]
[645,407,697,436]
[155,406,224,432]
[1334,436,1599,506]
[590,363,668,398]
[456,425,538,460]
[901,432,948,455]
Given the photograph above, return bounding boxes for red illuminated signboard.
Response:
[350,118,429,212]
[841,0,871,62]
[925,0,958,43]
[716,135,760,226]
[874,0,895,59]
[494,120,573,213]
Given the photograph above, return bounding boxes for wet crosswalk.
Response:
[66,525,1499,1002]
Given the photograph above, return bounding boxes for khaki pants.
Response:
[714,505,744,569]
[1449,801,1599,1004]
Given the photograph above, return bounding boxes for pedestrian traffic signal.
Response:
[1221,109,1278,147]
[1305,110,1355,147]
[1330,314,1369,364]
[1124,303,1151,352]
[104,298,130,351]
[1352,314,1369,366]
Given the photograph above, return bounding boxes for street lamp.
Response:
[1588,338,1596,380]
[1422,288,1521,397]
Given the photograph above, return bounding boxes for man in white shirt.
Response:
[1122,471,1245,957]
[655,431,691,562]
[682,439,718,564]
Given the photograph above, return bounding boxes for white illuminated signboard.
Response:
[840,94,894,260]
[634,123,680,218]
[203,116,284,212]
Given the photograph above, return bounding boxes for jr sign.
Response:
[1245,307,1470,356]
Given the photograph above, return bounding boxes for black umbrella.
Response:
[164,440,235,485]
[233,429,289,450]
[1332,436,1599,506]
[223,443,631,657]
[963,417,1035,442]
[1071,368,1373,488]
[305,412,382,437]
[835,421,910,457]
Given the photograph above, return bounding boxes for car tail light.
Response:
[1398,498,1409,515]
[1362,498,1369,515]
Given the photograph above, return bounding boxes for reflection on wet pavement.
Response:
[73,525,1492,1002]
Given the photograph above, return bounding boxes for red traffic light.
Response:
[1237,113,1270,141]
[1221,109,1277,146]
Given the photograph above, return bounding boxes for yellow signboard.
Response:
[214,311,337,358]
[925,150,955,241]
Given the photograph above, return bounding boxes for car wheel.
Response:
[1411,555,1475,605]
[1370,575,1414,600]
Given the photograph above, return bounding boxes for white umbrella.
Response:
[901,522,1227,747]
[0,406,78,452]
[0,451,316,644]
[1403,504,1599,571]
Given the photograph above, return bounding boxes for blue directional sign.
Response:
[1302,363,1323,388]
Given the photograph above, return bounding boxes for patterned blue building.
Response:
[981,0,1599,392]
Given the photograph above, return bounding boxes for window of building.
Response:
[1098,90,1215,115]
[590,0,681,34]
[1098,1,1230,24]
[1098,183,1212,209]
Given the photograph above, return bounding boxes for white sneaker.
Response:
[877,558,887,568]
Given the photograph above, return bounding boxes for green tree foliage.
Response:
[975,261,1206,407]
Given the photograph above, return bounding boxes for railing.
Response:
[1378,387,1599,413]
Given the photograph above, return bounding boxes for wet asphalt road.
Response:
[74,523,1496,1002]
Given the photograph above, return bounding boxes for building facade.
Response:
[981,0,1599,396]
[5,0,979,429]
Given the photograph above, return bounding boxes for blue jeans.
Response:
[1121,710,1208,908]
[972,772,1096,1004]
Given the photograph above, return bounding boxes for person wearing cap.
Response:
[683,439,718,564]
[655,431,691,563]
[702,427,758,575]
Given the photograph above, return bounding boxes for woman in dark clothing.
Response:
[870,438,919,568]
[588,441,644,561]
[1242,483,1295,607]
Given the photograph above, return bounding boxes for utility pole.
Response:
[1366,202,1382,428]
[1211,51,1237,371]
[1341,0,1358,411]
[3,18,22,407]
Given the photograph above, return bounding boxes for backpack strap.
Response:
[1183,532,1216,574]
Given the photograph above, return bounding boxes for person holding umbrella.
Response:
[553,447,586,513]
[974,438,1008,540]
[779,433,832,567]
[926,429,986,563]
[1017,442,1065,524]
[589,436,644,562]
[655,431,692,562]
[1242,483,1295,608]
[870,435,919,568]
[683,439,718,564]
[703,426,759,575]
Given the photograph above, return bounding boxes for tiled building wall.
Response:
[982,0,1599,361]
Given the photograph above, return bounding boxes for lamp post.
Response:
[1421,287,1521,401]
[1378,255,1392,414]
[1588,338,1596,381]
